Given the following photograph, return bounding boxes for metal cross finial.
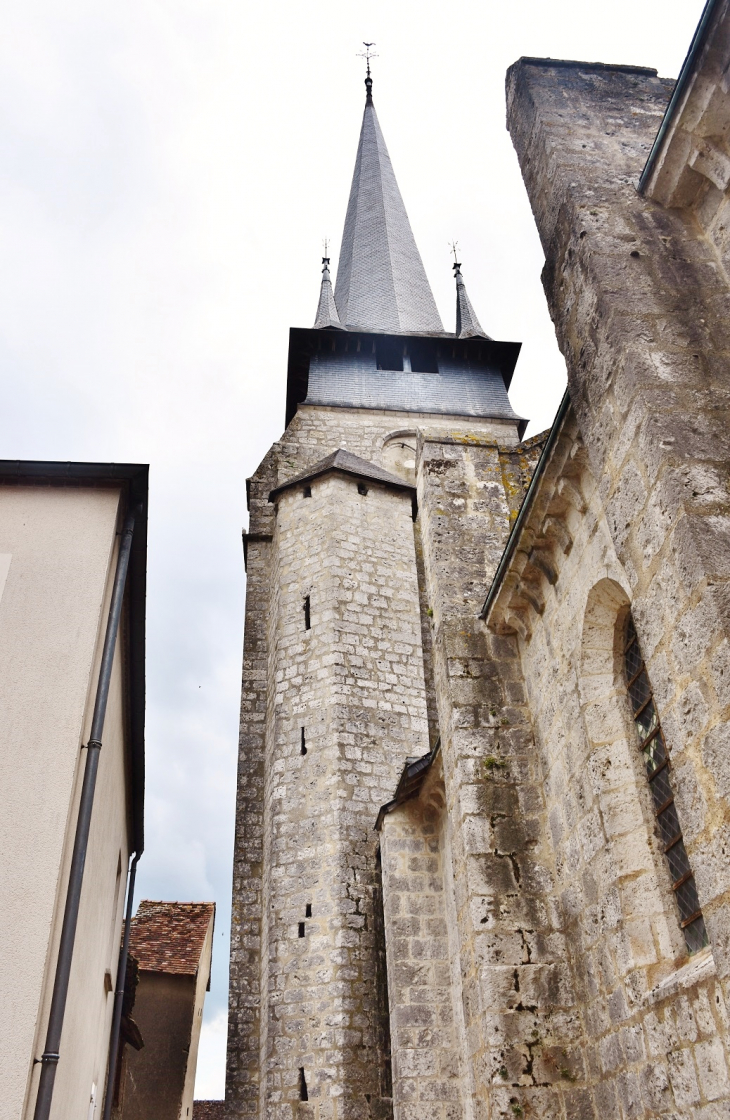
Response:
[358,42,377,78]
[449,241,461,273]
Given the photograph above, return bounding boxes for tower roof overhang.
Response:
[285,326,523,431]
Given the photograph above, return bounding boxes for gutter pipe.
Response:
[101,851,140,1120]
[33,508,138,1120]
[479,389,570,622]
[638,0,722,193]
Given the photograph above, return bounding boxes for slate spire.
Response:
[313,256,342,329]
[454,260,490,340]
[333,69,444,334]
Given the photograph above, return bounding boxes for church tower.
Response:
[228,63,528,1120]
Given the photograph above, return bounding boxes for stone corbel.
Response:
[689,138,730,191]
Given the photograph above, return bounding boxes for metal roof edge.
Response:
[375,739,441,831]
[638,0,722,193]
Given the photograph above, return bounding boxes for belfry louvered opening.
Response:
[624,615,708,954]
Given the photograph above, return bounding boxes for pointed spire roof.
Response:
[313,257,342,329]
[454,261,490,340]
[333,71,443,334]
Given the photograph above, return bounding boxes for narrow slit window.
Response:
[301,728,307,756]
[304,596,311,630]
[624,615,708,954]
[305,903,312,918]
[298,1068,308,1101]
[303,485,312,498]
[357,482,368,496]
[298,921,305,938]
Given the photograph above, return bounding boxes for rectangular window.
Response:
[409,338,439,374]
[304,596,311,630]
[376,338,404,371]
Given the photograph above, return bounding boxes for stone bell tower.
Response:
[226,60,526,1120]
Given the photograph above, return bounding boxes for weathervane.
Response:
[450,240,461,273]
[358,42,377,101]
[358,42,377,78]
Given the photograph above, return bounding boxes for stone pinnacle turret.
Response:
[453,260,490,339]
[313,256,342,329]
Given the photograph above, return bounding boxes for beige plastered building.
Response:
[0,461,148,1120]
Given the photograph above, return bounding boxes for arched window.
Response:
[624,615,708,954]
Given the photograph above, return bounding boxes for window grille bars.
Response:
[624,616,708,954]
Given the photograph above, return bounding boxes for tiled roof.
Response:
[334,83,444,334]
[129,901,215,977]
[193,1102,226,1119]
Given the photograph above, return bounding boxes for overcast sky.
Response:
[0,0,706,1099]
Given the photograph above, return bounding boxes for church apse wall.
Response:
[486,411,730,1114]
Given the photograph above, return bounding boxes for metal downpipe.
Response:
[32,508,137,1120]
[101,851,140,1120]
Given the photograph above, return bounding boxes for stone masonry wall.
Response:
[228,405,523,1118]
[415,436,581,1120]
[488,408,730,1117]
[379,759,466,1120]
[262,470,429,1120]
[506,59,730,1003]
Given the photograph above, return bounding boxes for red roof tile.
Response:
[193,1102,225,1120]
[193,1103,226,1119]
[129,901,215,977]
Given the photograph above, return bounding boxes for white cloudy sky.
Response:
[0,0,705,1098]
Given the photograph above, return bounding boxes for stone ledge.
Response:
[644,947,716,1005]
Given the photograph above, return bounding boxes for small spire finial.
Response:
[357,42,377,101]
[450,240,462,277]
[322,237,330,267]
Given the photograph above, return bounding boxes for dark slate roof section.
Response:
[0,459,148,853]
[285,328,525,435]
[334,84,444,334]
[305,352,522,422]
[269,449,415,502]
[313,259,343,330]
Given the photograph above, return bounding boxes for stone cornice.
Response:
[483,402,592,640]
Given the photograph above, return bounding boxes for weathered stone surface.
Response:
[226,31,730,1120]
